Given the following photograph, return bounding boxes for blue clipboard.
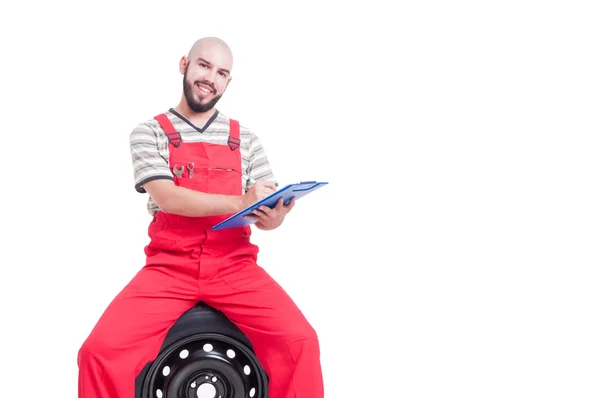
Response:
[212,181,328,230]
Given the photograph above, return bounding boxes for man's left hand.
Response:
[245,197,296,230]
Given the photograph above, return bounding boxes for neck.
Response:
[173,96,217,126]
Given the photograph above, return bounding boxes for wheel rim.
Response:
[141,333,267,398]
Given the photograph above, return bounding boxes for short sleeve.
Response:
[246,131,278,191]
[129,121,173,193]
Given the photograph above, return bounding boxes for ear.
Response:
[179,56,188,75]
[225,75,233,88]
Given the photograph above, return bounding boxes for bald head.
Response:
[187,37,233,71]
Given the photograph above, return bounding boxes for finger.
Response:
[248,209,270,224]
[274,198,284,210]
[284,197,296,210]
[257,186,273,195]
[252,208,269,219]
[256,191,271,201]
[262,181,277,191]
[272,198,286,211]
[257,205,274,217]
[262,188,276,196]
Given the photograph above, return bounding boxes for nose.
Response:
[203,69,218,85]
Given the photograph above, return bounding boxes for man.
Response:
[77,37,324,398]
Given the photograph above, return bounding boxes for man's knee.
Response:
[78,336,97,366]
[287,327,321,364]
[78,330,112,367]
[287,318,319,346]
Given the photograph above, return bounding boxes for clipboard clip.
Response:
[294,181,320,191]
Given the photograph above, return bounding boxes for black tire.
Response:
[135,302,269,398]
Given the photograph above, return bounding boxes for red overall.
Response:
[77,114,324,398]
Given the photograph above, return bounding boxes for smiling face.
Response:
[180,38,233,113]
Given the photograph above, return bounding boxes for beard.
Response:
[182,69,223,113]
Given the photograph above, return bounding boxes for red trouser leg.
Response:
[77,263,200,398]
[201,254,325,398]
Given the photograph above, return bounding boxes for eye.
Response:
[219,71,227,77]
[199,63,208,68]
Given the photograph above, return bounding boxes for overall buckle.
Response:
[166,132,182,147]
[227,136,240,151]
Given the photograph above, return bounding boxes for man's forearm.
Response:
[143,180,245,217]
[162,185,244,217]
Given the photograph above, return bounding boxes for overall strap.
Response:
[228,119,240,151]
[154,113,182,147]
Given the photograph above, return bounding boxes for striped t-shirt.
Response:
[129,108,278,215]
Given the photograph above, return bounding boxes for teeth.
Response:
[197,84,211,93]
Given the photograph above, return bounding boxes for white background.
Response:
[1,1,599,397]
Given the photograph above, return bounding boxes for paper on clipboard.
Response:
[211,181,328,230]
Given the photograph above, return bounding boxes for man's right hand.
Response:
[241,180,277,209]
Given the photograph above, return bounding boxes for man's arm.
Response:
[244,130,293,230]
[143,179,243,217]
[244,131,278,192]
[142,179,276,217]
